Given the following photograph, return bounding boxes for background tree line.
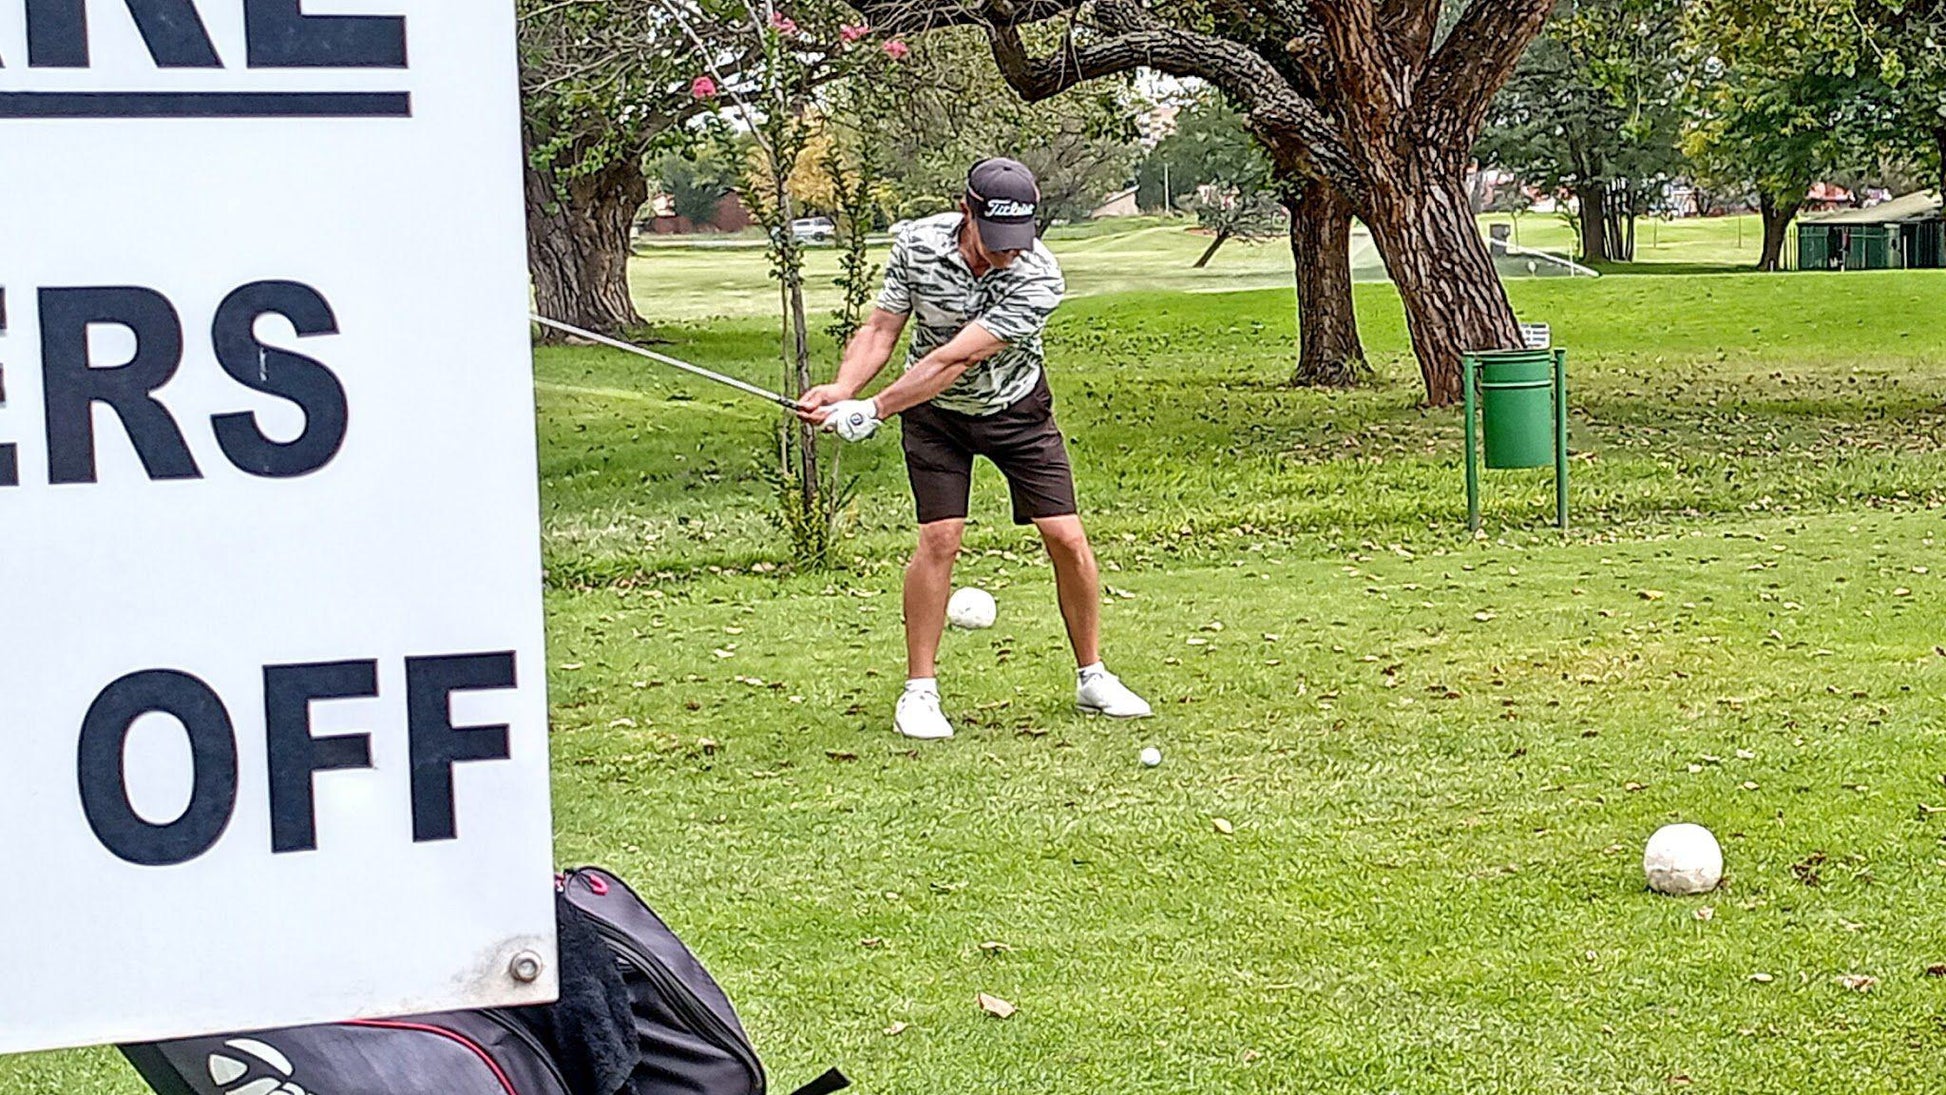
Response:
[519,0,1946,403]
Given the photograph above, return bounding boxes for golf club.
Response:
[532,315,802,411]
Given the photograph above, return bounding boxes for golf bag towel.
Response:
[556,865,767,1095]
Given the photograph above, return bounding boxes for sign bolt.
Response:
[509,951,544,984]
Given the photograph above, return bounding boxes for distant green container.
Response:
[1477,349,1556,469]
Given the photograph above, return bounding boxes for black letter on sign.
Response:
[26,0,223,68]
[77,670,239,867]
[0,288,14,488]
[24,0,86,67]
[245,0,406,68]
[40,287,200,485]
[265,661,377,854]
[211,281,350,478]
[406,653,516,842]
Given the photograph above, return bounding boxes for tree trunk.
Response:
[1604,183,1633,263]
[1192,231,1231,268]
[1363,165,1522,407]
[1283,181,1366,388]
[524,137,648,338]
[1756,190,1801,272]
[1575,182,1610,264]
[1933,125,1946,199]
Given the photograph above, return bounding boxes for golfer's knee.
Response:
[913,521,964,567]
[1037,517,1092,561]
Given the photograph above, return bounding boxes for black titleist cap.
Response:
[966,157,1040,252]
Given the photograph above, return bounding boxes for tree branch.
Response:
[977,0,1365,202]
[846,0,1081,34]
[1416,0,1554,145]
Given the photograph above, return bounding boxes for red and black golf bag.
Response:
[121,867,847,1095]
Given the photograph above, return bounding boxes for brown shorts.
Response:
[900,376,1078,526]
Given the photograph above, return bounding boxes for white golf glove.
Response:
[825,398,882,442]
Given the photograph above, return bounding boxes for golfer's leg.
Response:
[1033,515,1101,668]
[905,519,965,679]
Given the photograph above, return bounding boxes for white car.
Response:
[790,216,836,244]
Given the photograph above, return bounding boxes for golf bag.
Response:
[122,866,847,1095]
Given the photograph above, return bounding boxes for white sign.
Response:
[0,2,556,1053]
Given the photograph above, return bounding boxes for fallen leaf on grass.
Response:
[1639,590,1667,601]
[1926,964,1946,978]
[1792,852,1826,886]
[1473,611,1497,622]
[977,993,1016,1019]
[1749,973,1774,984]
[1838,974,1878,993]
[1213,818,1235,835]
[883,1022,907,1037]
[1695,907,1715,922]
[825,750,858,763]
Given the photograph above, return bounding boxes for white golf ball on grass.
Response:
[1140,747,1162,767]
[947,587,997,630]
[1643,822,1723,895]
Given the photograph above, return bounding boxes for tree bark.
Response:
[1575,181,1610,264]
[1193,231,1231,268]
[1756,190,1801,272]
[1362,164,1522,407]
[1933,125,1946,199]
[1284,181,1366,388]
[524,139,649,338]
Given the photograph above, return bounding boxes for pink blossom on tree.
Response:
[839,23,871,43]
[768,13,799,36]
[881,38,909,60]
[690,75,718,99]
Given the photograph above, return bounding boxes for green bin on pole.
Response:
[1463,344,1570,531]
[1478,350,1556,468]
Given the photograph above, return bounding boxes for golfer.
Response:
[798,157,1151,740]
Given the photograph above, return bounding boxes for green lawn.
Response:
[630,212,1770,322]
[9,235,1946,1093]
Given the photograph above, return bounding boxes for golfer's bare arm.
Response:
[870,323,1008,417]
[824,307,908,398]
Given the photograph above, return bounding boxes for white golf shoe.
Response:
[1077,667,1152,719]
[895,687,954,740]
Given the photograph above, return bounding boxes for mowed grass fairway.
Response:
[6,232,1946,1093]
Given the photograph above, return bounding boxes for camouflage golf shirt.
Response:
[876,212,1065,416]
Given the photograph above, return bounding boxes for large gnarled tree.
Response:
[851,0,1555,404]
[518,2,728,336]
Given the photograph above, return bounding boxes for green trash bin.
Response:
[1462,345,1569,532]
[1477,349,1556,469]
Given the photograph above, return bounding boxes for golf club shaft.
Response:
[531,315,802,411]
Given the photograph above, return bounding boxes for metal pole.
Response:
[530,315,802,411]
[1464,354,1481,533]
[1554,348,1569,532]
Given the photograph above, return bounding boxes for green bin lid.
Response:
[1476,348,1554,386]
